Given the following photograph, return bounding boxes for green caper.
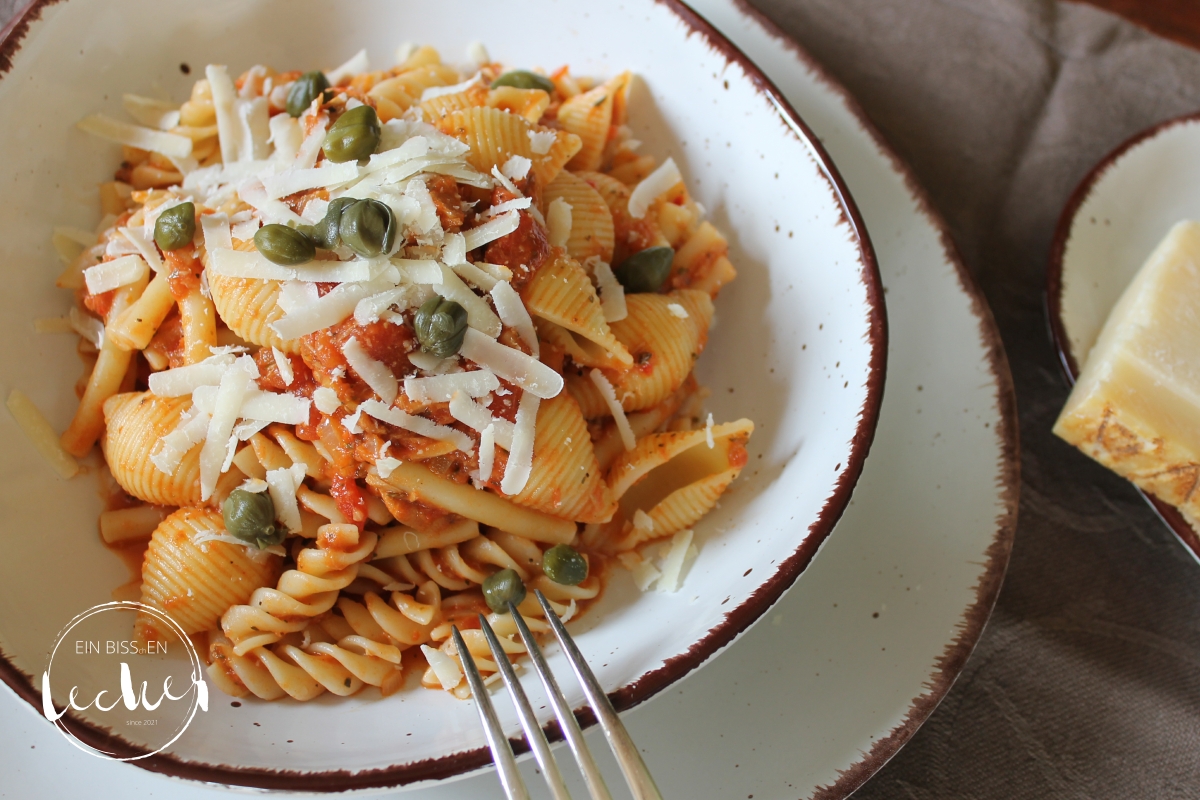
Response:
[413,296,468,358]
[482,568,527,614]
[491,70,555,94]
[338,198,397,258]
[542,544,588,586]
[254,223,316,265]
[308,196,357,250]
[222,489,284,550]
[322,105,381,163]
[613,246,674,294]
[285,71,331,118]
[153,202,196,251]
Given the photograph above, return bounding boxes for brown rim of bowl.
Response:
[0,0,888,791]
[727,2,1020,799]
[1045,107,1200,564]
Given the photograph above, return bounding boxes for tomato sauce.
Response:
[165,244,203,299]
[483,183,550,293]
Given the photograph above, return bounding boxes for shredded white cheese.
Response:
[527,129,556,155]
[657,529,697,593]
[500,390,539,495]
[359,399,474,454]
[501,155,532,182]
[83,254,148,294]
[463,210,520,253]
[119,226,165,273]
[628,157,682,219]
[484,197,532,218]
[421,644,462,691]
[590,369,635,451]
[327,49,369,84]
[121,94,181,131]
[150,404,211,476]
[477,423,496,484]
[239,391,311,425]
[667,303,689,319]
[342,337,398,403]
[466,41,490,67]
[199,358,257,500]
[200,213,233,252]
[489,281,539,357]
[451,262,499,291]
[77,114,193,160]
[448,392,515,449]
[547,198,572,248]
[459,329,563,399]
[489,165,521,197]
[434,265,502,337]
[420,72,481,102]
[148,355,236,397]
[265,463,307,533]
[591,259,628,322]
[705,412,715,449]
[441,232,467,266]
[271,281,376,340]
[209,248,370,282]
[69,308,105,349]
[404,371,499,405]
[271,347,294,386]
[262,162,361,200]
[313,387,341,415]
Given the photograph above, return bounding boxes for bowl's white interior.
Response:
[1061,118,1200,366]
[0,0,879,785]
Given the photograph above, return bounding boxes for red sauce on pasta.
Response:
[164,244,203,299]
[484,185,550,293]
[426,174,466,233]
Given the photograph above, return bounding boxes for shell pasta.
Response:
[44,43,753,702]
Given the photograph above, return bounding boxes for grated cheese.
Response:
[200,213,233,252]
[238,97,272,161]
[354,287,409,326]
[6,389,79,479]
[420,72,481,102]
[239,477,270,493]
[265,463,307,533]
[628,157,682,219]
[667,303,689,319]
[262,161,361,200]
[473,261,513,283]
[489,166,521,197]
[490,281,539,356]
[208,247,375,282]
[294,114,328,170]
[237,180,305,226]
[434,264,502,337]
[459,329,563,399]
[477,423,496,484]
[313,387,341,415]
[198,358,256,500]
[233,419,270,441]
[407,351,456,373]
[705,412,715,449]
[148,355,236,396]
[448,392,515,449]
[591,258,627,322]
[206,65,244,164]
[484,196,532,218]
[463,211,521,252]
[421,644,462,691]
[239,391,311,425]
[342,337,399,403]
[121,94,181,131]
[269,113,303,163]
[271,281,377,340]
[501,155,532,182]
[119,226,165,273]
[359,399,474,454]
[271,347,294,386]
[84,254,148,294]
[466,41,490,67]
[150,403,211,476]
[341,405,365,435]
[547,198,572,248]
[404,370,499,405]
[590,369,635,451]
[69,308,105,349]
[527,129,556,155]
[451,262,499,291]
[396,259,445,284]
[77,113,193,160]
[657,529,697,593]
[500,390,539,495]
[327,49,369,84]
[441,232,467,266]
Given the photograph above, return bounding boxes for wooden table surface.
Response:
[1078,0,1200,49]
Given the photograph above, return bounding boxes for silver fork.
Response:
[450,590,663,800]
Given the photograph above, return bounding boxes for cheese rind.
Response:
[1054,221,1200,528]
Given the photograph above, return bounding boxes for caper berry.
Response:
[482,568,527,614]
[613,246,674,294]
[491,70,556,94]
[153,202,196,251]
[254,223,316,265]
[285,71,331,118]
[222,489,284,550]
[542,544,588,586]
[308,197,357,250]
[413,296,469,358]
[338,198,397,258]
[322,105,381,163]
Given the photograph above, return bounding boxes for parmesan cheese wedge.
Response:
[1054,220,1200,530]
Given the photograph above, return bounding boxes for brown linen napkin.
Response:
[745,0,1200,797]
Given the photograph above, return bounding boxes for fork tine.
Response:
[534,591,664,800]
[478,613,574,800]
[451,626,531,800]
[508,602,614,800]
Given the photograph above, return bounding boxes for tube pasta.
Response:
[48,47,754,705]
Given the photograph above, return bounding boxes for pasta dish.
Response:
[25,44,754,701]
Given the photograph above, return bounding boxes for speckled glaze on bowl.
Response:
[0,0,885,790]
[1047,110,1200,564]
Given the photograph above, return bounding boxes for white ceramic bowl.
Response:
[1048,111,1200,563]
[0,0,885,790]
